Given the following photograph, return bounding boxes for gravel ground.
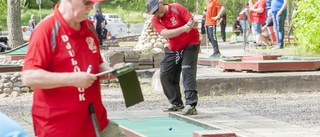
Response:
[1,83,319,134]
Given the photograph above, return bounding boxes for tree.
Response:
[293,0,320,53]
[7,0,24,48]
[0,0,7,29]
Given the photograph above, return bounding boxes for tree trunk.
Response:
[94,3,101,13]
[7,0,24,48]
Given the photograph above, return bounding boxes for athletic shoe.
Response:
[210,53,221,58]
[163,104,184,112]
[180,105,197,115]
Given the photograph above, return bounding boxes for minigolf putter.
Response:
[96,63,144,107]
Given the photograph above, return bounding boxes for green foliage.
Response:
[100,2,146,23]
[21,9,53,26]
[27,0,55,9]
[219,0,243,24]
[0,0,7,28]
[100,0,243,25]
[293,0,320,53]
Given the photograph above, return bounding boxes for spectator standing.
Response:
[205,0,225,57]
[21,1,125,137]
[28,14,37,33]
[239,3,251,41]
[94,9,104,45]
[201,9,207,43]
[101,20,108,40]
[218,10,227,42]
[249,0,268,46]
[271,0,289,49]
[146,0,200,115]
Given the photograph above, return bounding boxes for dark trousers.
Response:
[96,28,103,45]
[273,13,287,48]
[160,45,199,107]
[220,23,226,41]
[206,26,220,54]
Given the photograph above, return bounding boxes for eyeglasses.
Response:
[152,8,159,14]
[83,0,94,6]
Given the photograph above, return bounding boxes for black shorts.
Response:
[265,18,273,27]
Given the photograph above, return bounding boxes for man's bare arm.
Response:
[22,69,96,89]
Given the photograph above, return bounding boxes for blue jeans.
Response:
[206,26,220,54]
[273,13,287,48]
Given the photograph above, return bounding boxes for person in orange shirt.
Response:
[205,0,225,57]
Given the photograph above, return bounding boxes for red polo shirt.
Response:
[23,4,108,137]
[250,0,266,24]
[151,3,200,51]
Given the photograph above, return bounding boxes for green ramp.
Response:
[2,43,29,55]
[113,117,206,137]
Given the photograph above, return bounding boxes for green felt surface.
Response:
[3,43,28,55]
[243,59,315,63]
[198,57,242,61]
[236,35,254,42]
[113,117,206,137]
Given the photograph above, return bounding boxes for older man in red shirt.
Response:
[22,0,124,136]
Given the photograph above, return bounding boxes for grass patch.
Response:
[255,44,320,57]
[118,41,138,46]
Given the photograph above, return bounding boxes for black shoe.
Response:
[163,104,184,112]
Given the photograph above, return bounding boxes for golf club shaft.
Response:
[89,104,101,137]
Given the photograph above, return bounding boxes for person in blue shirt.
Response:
[271,0,289,49]
[266,0,271,18]
[0,112,29,137]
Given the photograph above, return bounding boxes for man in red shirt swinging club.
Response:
[146,0,200,115]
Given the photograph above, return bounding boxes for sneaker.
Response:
[179,105,197,115]
[210,53,221,58]
[163,104,184,112]
[272,46,283,50]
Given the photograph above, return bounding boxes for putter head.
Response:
[111,63,144,108]
[112,63,135,77]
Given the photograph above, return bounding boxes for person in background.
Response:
[271,0,288,49]
[21,0,125,136]
[146,0,200,115]
[205,0,225,57]
[249,0,268,47]
[201,9,207,43]
[101,19,108,41]
[0,112,29,137]
[218,10,227,42]
[94,9,105,45]
[239,3,251,41]
[261,10,276,46]
[28,14,36,33]
[233,17,243,34]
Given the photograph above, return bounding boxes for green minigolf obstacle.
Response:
[2,42,29,55]
[114,117,206,137]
